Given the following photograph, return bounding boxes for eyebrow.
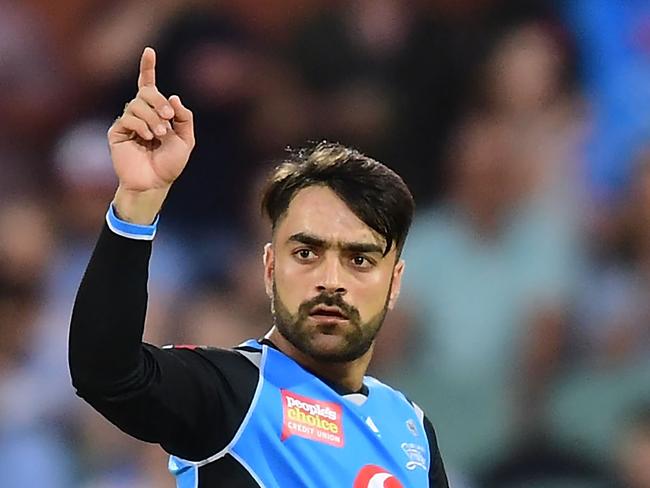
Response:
[288,232,385,255]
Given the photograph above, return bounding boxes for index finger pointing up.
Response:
[138,47,156,89]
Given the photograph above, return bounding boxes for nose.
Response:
[315,254,347,295]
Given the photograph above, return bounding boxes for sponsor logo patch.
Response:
[353,465,404,488]
[281,389,344,447]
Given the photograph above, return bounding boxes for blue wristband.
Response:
[105,204,159,240]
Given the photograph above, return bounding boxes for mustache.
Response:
[297,292,360,322]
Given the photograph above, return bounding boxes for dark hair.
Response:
[261,141,415,256]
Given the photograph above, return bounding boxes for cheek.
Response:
[273,261,309,311]
[352,272,393,319]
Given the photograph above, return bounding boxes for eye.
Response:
[294,248,317,261]
[351,255,373,268]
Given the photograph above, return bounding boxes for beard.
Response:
[271,281,390,362]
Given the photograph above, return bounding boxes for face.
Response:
[264,185,404,362]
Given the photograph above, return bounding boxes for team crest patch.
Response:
[401,442,427,471]
[281,389,344,447]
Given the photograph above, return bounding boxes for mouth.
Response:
[308,305,349,321]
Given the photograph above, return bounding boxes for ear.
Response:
[387,259,405,310]
[263,242,274,299]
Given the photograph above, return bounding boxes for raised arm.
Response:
[68,48,236,460]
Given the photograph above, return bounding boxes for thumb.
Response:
[169,95,195,146]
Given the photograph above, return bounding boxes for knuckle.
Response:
[154,92,167,104]
[125,100,139,114]
[131,97,146,109]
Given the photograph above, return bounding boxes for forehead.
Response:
[275,185,383,246]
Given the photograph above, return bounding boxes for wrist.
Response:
[106,204,159,240]
[113,186,170,225]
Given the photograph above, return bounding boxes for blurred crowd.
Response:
[1,0,650,487]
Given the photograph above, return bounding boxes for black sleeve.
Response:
[424,415,449,488]
[68,224,257,461]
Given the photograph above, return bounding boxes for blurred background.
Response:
[1,0,650,486]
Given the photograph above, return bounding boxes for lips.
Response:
[309,305,349,320]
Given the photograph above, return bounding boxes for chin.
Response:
[302,334,370,363]
[308,333,349,356]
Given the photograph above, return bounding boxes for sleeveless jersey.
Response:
[169,341,431,487]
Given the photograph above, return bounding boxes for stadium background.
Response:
[1,0,650,486]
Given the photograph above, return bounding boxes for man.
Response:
[69,47,448,487]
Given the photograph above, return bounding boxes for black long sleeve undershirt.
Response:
[69,224,151,392]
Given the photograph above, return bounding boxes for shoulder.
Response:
[421,413,449,486]
[157,343,262,374]
[364,376,418,412]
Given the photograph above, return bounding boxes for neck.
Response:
[265,327,373,392]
